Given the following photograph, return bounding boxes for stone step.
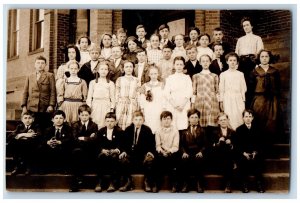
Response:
[6,172,289,191]
[5,156,290,174]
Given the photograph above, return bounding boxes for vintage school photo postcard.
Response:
[5,7,292,196]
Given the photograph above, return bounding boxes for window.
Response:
[7,9,20,58]
[30,9,44,51]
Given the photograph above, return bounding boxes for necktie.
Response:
[55,129,61,139]
[82,124,87,134]
[134,128,139,145]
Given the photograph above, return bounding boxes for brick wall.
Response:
[90,10,113,46]
[204,10,220,37]
[195,10,205,34]
[56,12,70,69]
[113,10,122,34]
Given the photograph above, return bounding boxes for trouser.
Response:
[238,155,264,185]
[96,151,120,185]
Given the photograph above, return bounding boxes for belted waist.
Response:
[64,98,83,102]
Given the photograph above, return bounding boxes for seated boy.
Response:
[78,45,101,87]
[94,112,123,193]
[209,43,228,76]
[7,111,41,175]
[38,110,73,174]
[155,111,180,193]
[179,109,207,193]
[69,104,99,192]
[184,44,202,79]
[119,111,156,192]
[233,109,265,193]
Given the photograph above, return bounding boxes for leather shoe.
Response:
[197,183,204,193]
[257,182,265,193]
[242,183,249,193]
[69,183,79,192]
[144,181,152,192]
[181,182,189,193]
[107,183,116,192]
[119,180,132,192]
[171,184,179,193]
[94,183,102,192]
[152,183,158,193]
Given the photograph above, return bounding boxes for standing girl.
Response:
[100,33,113,60]
[77,36,92,67]
[164,56,193,131]
[192,54,219,127]
[146,34,163,66]
[140,66,165,133]
[250,50,282,139]
[115,61,141,130]
[197,33,214,61]
[57,61,88,124]
[219,52,247,130]
[122,36,140,64]
[56,44,81,81]
[86,61,115,128]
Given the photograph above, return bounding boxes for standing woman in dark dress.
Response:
[250,49,282,143]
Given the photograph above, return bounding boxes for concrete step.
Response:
[5,157,290,174]
[6,172,289,191]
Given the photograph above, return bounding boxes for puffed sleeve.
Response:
[139,83,147,110]
[256,36,264,55]
[184,75,193,99]
[86,80,95,107]
[219,72,225,102]
[109,81,116,109]
[235,38,241,56]
[81,79,88,102]
[56,79,65,104]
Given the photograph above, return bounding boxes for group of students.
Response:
[8,16,283,193]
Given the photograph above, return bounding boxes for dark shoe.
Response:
[224,182,232,193]
[152,183,158,193]
[107,183,116,192]
[181,182,189,193]
[242,183,249,193]
[197,182,204,193]
[69,186,79,192]
[144,180,152,192]
[119,179,132,192]
[257,182,265,193]
[94,183,102,192]
[11,167,22,176]
[24,168,31,176]
[171,184,179,193]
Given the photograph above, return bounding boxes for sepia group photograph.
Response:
[3,1,296,200]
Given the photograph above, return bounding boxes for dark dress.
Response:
[249,65,282,138]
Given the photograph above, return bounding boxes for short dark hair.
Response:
[185,44,197,51]
[132,111,144,119]
[117,28,127,35]
[242,109,255,117]
[187,109,200,118]
[256,49,279,64]
[136,47,146,54]
[173,56,186,66]
[158,23,170,31]
[35,55,47,64]
[199,33,211,43]
[188,27,200,35]
[213,27,223,32]
[212,42,224,51]
[225,52,239,62]
[22,110,35,118]
[52,110,66,119]
[123,60,135,67]
[78,104,91,115]
[241,17,252,27]
[160,111,173,120]
[105,112,116,120]
[66,44,81,63]
[162,44,173,51]
[77,36,91,46]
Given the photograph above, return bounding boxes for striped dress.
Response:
[57,78,88,123]
[192,71,220,127]
[115,76,141,130]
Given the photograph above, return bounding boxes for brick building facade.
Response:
[6,9,291,136]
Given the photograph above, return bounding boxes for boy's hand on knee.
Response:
[182,153,189,159]
[119,152,127,159]
[196,152,203,158]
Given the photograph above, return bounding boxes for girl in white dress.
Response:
[140,66,165,133]
[219,52,247,130]
[86,61,115,128]
[164,56,193,130]
[77,36,92,67]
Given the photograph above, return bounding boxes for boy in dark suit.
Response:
[233,109,265,193]
[7,111,41,175]
[21,55,56,130]
[184,44,202,79]
[38,110,73,174]
[134,48,150,86]
[207,112,236,193]
[209,27,231,56]
[69,104,98,192]
[158,24,175,50]
[209,43,228,76]
[78,45,101,87]
[118,111,156,192]
[108,45,125,83]
[179,109,207,193]
[94,112,123,192]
